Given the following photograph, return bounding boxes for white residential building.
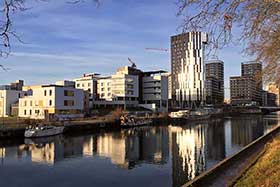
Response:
[95,66,139,108]
[18,85,84,119]
[74,73,99,108]
[140,71,169,112]
[0,90,25,117]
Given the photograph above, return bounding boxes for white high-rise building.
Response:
[171,32,208,108]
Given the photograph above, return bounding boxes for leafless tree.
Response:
[177,0,280,84]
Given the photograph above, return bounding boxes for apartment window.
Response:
[108,88,111,91]
[82,84,85,87]
[24,110,27,115]
[24,101,27,107]
[101,83,104,86]
[35,110,40,114]
[64,100,74,106]
[49,100,52,106]
[101,93,105,97]
[30,101,32,106]
[49,90,52,96]
[101,88,104,91]
[127,84,134,89]
[44,90,47,96]
[64,90,74,97]
[88,83,91,87]
[77,83,80,87]
[30,110,32,115]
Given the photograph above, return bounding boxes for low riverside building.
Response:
[0,90,25,117]
[95,66,139,109]
[140,71,169,112]
[94,66,170,112]
[0,80,25,117]
[56,80,90,114]
[18,85,84,120]
[74,73,99,108]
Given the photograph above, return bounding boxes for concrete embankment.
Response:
[182,124,280,187]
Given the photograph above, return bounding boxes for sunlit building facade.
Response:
[18,85,84,119]
[171,32,208,108]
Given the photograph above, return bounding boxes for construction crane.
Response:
[145,48,169,52]
[128,58,137,69]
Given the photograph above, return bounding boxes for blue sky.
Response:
[0,0,251,98]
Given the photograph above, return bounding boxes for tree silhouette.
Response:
[177,0,280,84]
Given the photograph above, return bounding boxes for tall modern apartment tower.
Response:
[230,61,262,105]
[171,32,208,108]
[205,60,224,105]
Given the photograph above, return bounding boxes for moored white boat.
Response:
[169,110,190,119]
[24,125,64,138]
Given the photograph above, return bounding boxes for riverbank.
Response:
[233,135,280,187]
[182,124,280,187]
[0,110,267,139]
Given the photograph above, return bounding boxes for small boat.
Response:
[169,110,190,119]
[120,115,152,128]
[24,125,64,138]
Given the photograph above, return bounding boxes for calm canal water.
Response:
[0,113,280,187]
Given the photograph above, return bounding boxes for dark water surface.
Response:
[0,113,280,187]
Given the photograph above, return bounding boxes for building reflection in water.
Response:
[170,124,207,187]
[206,120,225,165]
[95,127,169,169]
[230,116,264,147]
[0,114,279,187]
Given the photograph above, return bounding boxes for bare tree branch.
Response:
[177,0,280,84]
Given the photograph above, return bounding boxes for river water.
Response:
[0,113,280,187]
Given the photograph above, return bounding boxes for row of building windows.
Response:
[100,82,111,86]
[22,99,75,109]
[100,93,111,97]
[44,90,52,96]
[43,90,75,97]
[22,100,52,107]
[23,109,41,115]
[77,83,92,88]
[101,88,111,91]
